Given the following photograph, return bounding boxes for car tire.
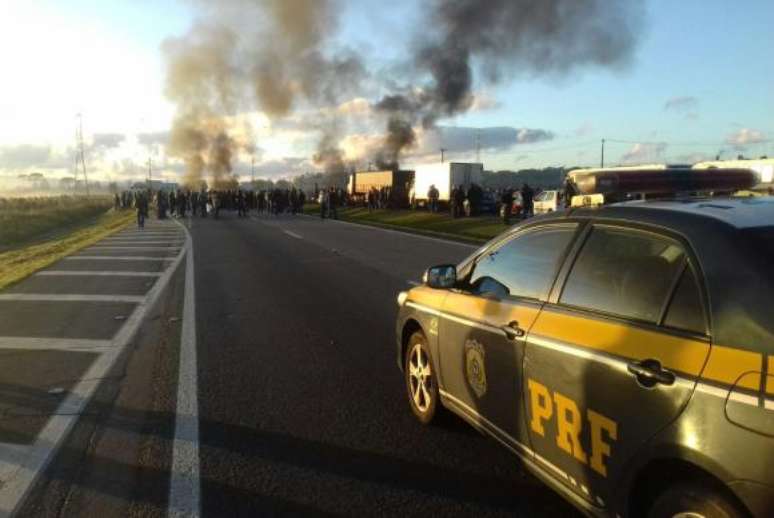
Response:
[648,481,745,518]
[405,331,439,425]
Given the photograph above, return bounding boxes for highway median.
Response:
[303,204,513,243]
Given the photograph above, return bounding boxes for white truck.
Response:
[410,162,483,207]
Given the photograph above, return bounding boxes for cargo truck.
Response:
[409,162,483,208]
[348,170,415,208]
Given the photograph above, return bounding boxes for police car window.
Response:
[560,227,685,323]
[663,266,706,335]
[469,225,577,300]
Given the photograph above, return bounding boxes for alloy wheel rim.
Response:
[409,343,432,413]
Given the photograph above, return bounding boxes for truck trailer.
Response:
[410,162,483,206]
[348,170,415,208]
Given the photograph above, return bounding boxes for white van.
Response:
[533,190,563,214]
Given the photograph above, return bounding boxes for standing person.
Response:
[521,183,534,219]
[501,187,513,224]
[328,186,338,219]
[191,191,199,217]
[320,188,328,219]
[168,190,176,217]
[136,191,149,229]
[428,184,439,213]
[237,190,246,217]
[450,186,458,218]
[177,190,187,218]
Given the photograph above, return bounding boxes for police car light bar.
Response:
[567,167,756,196]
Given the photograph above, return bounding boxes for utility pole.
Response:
[251,155,255,185]
[76,113,91,195]
[475,129,481,163]
[147,157,152,186]
[440,148,447,163]
[600,138,606,168]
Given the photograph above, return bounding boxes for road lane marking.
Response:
[168,218,201,518]
[0,294,144,303]
[0,337,112,351]
[300,214,478,249]
[406,280,420,286]
[0,223,188,517]
[35,271,162,277]
[100,240,185,244]
[86,246,182,251]
[283,230,303,240]
[65,256,176,261]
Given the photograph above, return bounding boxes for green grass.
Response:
[0,195,113,247]
[304,204,513,242]
[0,209,134,291]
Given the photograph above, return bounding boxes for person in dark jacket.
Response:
[136,191,149,229]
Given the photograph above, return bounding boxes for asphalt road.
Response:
[6,211,578,517]
[190,213,575,516]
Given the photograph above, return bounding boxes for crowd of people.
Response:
[115,180,544,230]
[115,187,310,228]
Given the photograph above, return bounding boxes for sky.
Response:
[1,0,773,187]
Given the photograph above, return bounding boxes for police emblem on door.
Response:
[464,339,487,398]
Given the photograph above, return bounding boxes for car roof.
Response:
[528,196,774,230]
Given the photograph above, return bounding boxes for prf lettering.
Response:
[527,378,618,477]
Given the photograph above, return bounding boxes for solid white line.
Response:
[283,230,303,240]
[100,242,184,246]
[65,256,175,261]
[86,250,180,252]
[35,271,162,278]
[0,294,143,303]
[0,226,187,517]
[0,337,112,351]
[301,213,478,249]
[168,218,200,517]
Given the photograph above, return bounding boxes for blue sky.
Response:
[0,0,772,183]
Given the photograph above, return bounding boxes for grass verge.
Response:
[303,204,513,243]
[1,195,113,247]
[0,210,134,291]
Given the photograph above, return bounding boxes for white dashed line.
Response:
[35,271,162,277]
[283,230,303,240]
[0,337,112,351]
[65,256,176,261]
[0,294,144,303]
[168,219,201,517]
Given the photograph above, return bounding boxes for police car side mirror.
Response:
[423,265,457,289]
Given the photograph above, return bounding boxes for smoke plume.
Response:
[373,0,644,163]
[163,0,644,181]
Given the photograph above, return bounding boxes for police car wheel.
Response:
[405,332,438,424]
[648,482,744,518]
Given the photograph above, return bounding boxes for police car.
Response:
[395,167,773,517]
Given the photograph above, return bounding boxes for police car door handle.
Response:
[627,359,675,387]
[502,321,525,340]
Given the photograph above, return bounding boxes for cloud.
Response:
[0,144,73,170]
[725,128,768,149]
[664,96,698,112]
[620,142,667,164]
[250,157,313,178]
[92,133,126,149]
[469,92,501,112]
[575,122,594,137]
[138,131,170,147]
[420,126,554,155]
